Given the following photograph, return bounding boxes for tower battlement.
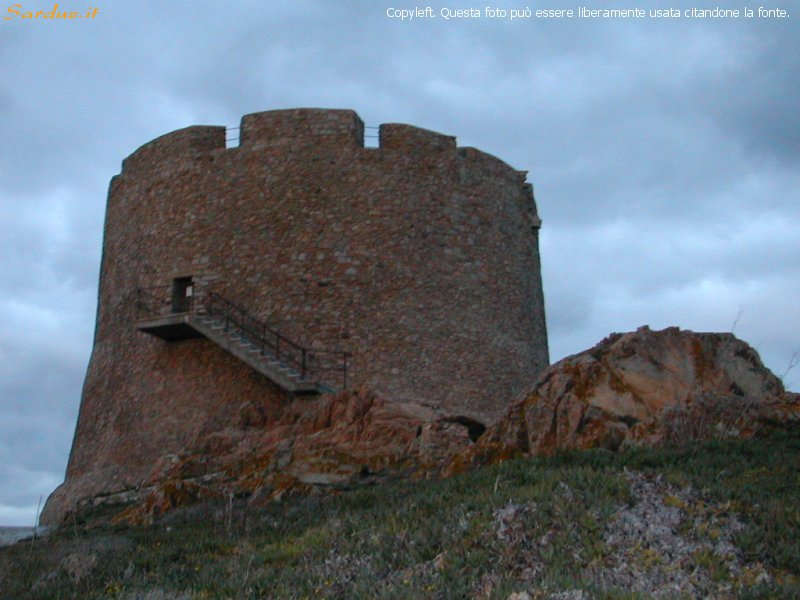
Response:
[240,108,364,150]
[379,122,455,151]
[121,125,226,175]
[118,109,530,195]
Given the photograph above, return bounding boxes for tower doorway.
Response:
[172,277,194,313]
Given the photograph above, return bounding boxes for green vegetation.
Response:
[2,430,799,599]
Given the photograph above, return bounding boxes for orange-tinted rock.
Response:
[457,326,799,470]
[47,326,799,525]
[51,386,475,524]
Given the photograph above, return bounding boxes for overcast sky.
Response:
[1,0,798,526]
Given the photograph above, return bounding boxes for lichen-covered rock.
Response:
[46,386,476,525]
[455,326,799,470]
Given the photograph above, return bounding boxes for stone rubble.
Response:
[495,470,774,598]
[588,469,763,597]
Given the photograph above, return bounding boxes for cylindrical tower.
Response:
[42,108,548,523]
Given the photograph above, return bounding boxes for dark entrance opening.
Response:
[172,277,194,314]
[443,416,487,443]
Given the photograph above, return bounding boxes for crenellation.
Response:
[456,146,523,181]
[239,108,364,150]
[121,125,226,175]
[379,123,456,151]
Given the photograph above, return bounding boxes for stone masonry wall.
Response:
[44,108,548,522]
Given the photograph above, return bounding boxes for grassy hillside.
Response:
[2,430,799,599]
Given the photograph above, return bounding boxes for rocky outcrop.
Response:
[43,387,475,525]
[453,326,799,472]
[44,326,799,525]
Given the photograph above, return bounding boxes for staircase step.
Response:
[180,304,331,395]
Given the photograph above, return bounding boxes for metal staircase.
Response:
[135,286,347,394]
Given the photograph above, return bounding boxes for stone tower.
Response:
[42,108,548,523]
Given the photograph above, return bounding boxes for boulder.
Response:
[453,326,799,471]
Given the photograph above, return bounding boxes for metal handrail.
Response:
[135,285,348,389]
